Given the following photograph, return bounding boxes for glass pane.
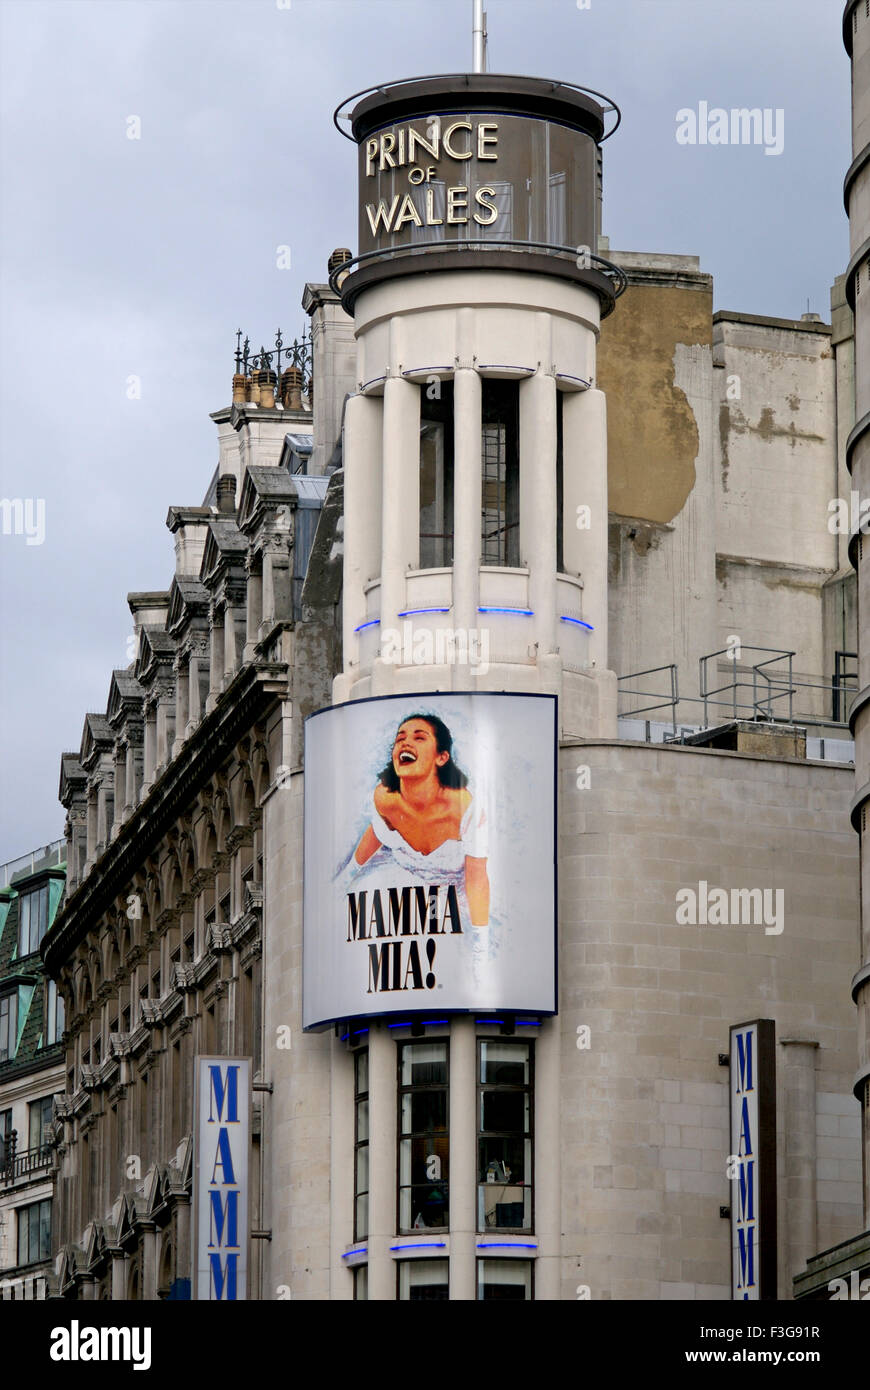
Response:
[354,1265,368,1301]
[355,1050,368,1096]
[478,1185,530,1231]
[420,421,448,568]
[400,1184,449,1230]
[477,1259,532,1301]
[399,1137,413,1186]
[480,1041,529,1085]
[356,1145,369,1195]
[39,1200,51,1259]
[478,1137,527,1183]
[401,1042,447,1086]
[356,1098,369,1143]
[398,1259,449,1301]
[481,1089,528,1133]
[355,1195,368,1240]
[404,1089,447,1135]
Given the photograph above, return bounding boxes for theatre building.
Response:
[42,63,868,1300]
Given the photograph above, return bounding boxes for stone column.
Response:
[173,661,189,758]
[519,370,558,658]
[561,388,608,671]
[380,376,420,642]
[534,1014,561,1299]
[109,1248,128,1301]
[245,563,263,660]
[341,393,383,678]
[112,747,126,838]
[366,1023,397,1299]
[452,369,482,645]
[448,1017,476,1299]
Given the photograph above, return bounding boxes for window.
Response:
[477,1040,533,1231]
[17,883,49,956]
[17,1198,51,1266]
[481,380,520,566]
[353,1265,368,1301]
[477,1258,533,1301]
[29,1095,54,1152]
[45,978,65,1045]
[398,1041,449,1232]
[354,1049,369,1241]
[397,1258,449,1301]
[0,1108,12,1167]
[419,381,454,568]
[0,991,17,1062]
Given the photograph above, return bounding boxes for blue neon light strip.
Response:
[478,606,533,616]
[390,1242,447,1251]
[516,1020,542,1027]
[475,1019,505,1025]
[339,1027,370,1041]
[341,1247,368,1260]
[559,615,594,630]
[354,618,380,633]
[476,1241,538,1250]
[397,607,451,617]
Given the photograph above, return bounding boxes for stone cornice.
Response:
[44,662,287,974]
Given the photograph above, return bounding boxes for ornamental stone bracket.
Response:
[208,924,234,954]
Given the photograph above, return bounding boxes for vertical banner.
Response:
[729,1020,777,1300]
[194,1056,251,1300]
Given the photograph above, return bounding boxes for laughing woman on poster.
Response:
[344,713,493,980]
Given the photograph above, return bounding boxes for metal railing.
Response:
[0,841,65,890]
[0,1137,53,1187]
[617,663,680,736]
[617,647,859,739]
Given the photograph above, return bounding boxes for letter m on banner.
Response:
[195,1057,251,1300]
[728,1021,776,1302]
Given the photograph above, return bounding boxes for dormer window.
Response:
[0,990,17,1062]
[18,882,49,956]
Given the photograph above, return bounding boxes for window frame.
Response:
[16,1197,52,1267]
[396,1257,450,1301]
[396,1038,450,1235]
[476,1038,535,1234]
[476,1257,534,1301]
[480,379,520,567]
[353,1047,370,1242]
[17,881,50,957]
[0,989,18,1063]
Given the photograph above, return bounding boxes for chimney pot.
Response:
[216,474,236,515]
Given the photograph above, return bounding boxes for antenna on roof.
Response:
[472,0,487,73]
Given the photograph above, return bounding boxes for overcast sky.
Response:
[0,0,851,860]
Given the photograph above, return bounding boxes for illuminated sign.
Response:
[194,1057,251,1300]
[358,111,597,258]
[303,692,557,1029]
[729,1020,776,1300]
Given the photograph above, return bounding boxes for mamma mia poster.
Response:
[302,691,557,1029]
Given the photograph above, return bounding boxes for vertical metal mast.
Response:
[472,0,487,73]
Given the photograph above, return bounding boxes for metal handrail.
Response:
[333,73,622,142]
[329,241,629,301]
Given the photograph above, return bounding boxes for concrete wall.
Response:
[557,739,861,1299]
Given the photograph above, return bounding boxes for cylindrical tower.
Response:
[331,73,625,739]
[307,69,624,1303]
[844,0,870,1226]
